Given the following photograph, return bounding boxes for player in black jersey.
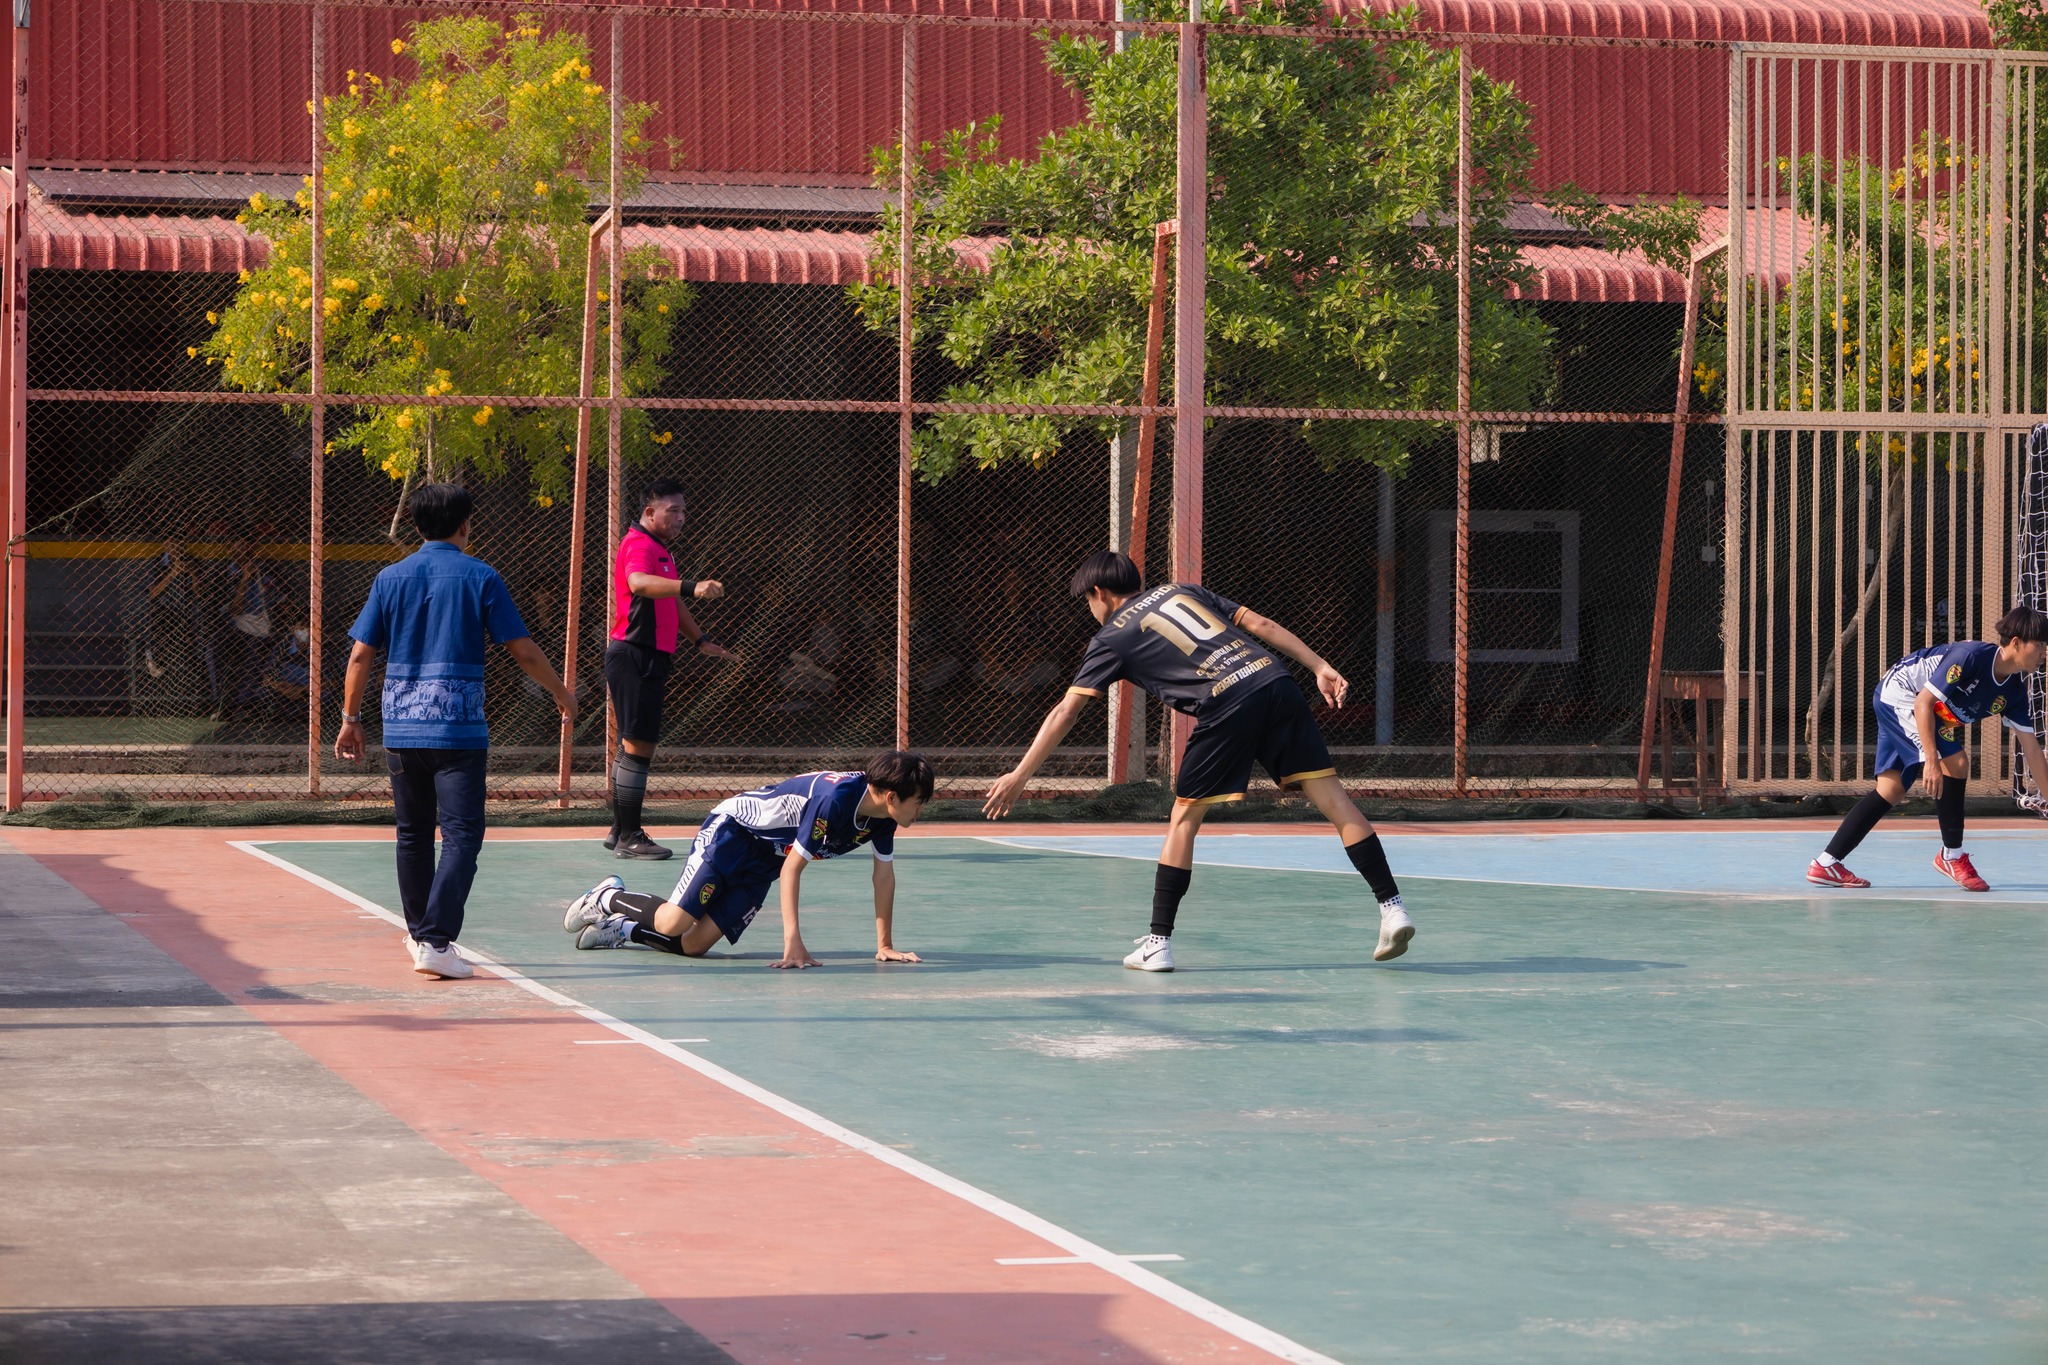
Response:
[983,550,1414,970]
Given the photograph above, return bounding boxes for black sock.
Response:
[1344,834,1400,903]
[611,751,650,834]
[1936,773,1966,850]
[629,924,686,954]
[599,888,668,928]
[1151,864,1193,938]
[1825,790,1894,860]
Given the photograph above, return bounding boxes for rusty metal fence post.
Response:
[306,3,325,798]
[2,2,25,813]
[1169,17,1205,781]
[896,18,916,755]
[1452,47,1472,798]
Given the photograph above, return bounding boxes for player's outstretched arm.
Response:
[984,690,1093,819]
[770,847,821,969]
[1237,609,1349,708]
[872,858,921,963]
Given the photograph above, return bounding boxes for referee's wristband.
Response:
[341,712,363,724]
[692,636,721,651]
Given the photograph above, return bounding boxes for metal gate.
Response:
[1725,46,2047,792]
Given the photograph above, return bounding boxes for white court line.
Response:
[973,835,2048,905]
[999,1253,1184,1266]
[573,1037,710,1045]
[230,840,1343,1365]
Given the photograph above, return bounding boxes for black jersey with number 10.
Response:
[1067,582,1287,717]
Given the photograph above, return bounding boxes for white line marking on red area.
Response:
[573,1037,710,1045]
[230,840,1342,1365]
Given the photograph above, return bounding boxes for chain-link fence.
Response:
[9,1,2029,818]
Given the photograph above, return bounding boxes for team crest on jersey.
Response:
[1993,695,2008,716]
[1940,723,1959,742]
[812,816,830,846]
[1947,663,1965,685]
[698,881,716,905]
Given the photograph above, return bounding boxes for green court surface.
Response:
[265,835,2048,1363]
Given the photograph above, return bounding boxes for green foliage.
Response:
[1547,189,1723,403]
[850,0,1554,479]
[1988,0,2048,51]
[201,15,694,504]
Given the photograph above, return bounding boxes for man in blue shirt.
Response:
[335,484,576,979]
[561,751,935,969]
[1808,604,2048,892]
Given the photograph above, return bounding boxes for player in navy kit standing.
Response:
[984,551,1414,970]
[1808,605,2048,891]
[564,750,936,969]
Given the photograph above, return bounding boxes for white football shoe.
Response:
[564,875,624,933]
[412,940,475,979]
[576,913,639,951]
[1374,897,1416,962]
[1123,933,1175,972]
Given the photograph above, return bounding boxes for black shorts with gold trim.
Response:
[1175,677,1335,805]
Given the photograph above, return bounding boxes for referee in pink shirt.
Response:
[604,479,735,859]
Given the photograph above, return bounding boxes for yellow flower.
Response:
[652,430,674,445]
[238,269,251,283]
[348,84,359,97]
[362,293,384,311]
[537,495,553,508]
[533,181,549,195]
[596,291,608,303]
[454,293,466,306]
[656,303,668,314]
[249,191,268,210]
[394,412,414,430]
[627,134,640,147]
[388,144,405,158]
[334,278,358,292]
[472,406,493,426]
[186,346,198,358]
[391,37,406,54]
[205,311,218,324]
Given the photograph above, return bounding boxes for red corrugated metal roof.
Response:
[37,198,1805,300]
[37,0,1996,200]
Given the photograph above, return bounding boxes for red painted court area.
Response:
[2,823,1324,1365]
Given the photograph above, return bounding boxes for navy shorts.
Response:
[1872,686,1966,789]
[667,814,779,944]
[605,641,674,744]
[1175,678,1336,805]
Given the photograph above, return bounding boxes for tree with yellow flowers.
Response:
[201,14,693,506]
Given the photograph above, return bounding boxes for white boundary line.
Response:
[228,839,1345,1365]
[973,836,2048,906]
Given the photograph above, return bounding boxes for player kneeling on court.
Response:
[564,751,936,969]
[1808,605,2048,892]
[984,551,1413,970]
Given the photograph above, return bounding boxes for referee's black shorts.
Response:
[604,640,675,744]
[1174,678,1336,805]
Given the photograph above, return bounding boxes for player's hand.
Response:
[693,579,724,601]
[983,770,1027,819]
[771,943,823,970]
[554,688,578,723]
[699,640,737,661]
[1313,663,1349,709]
[334,719,364,762]
[875,946,923,964]
[1923,766,1944,800]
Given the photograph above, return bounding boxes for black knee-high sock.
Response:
[599,888,667,926]
[1344,834,1401,903]
[1936,773,1966,850]
[611,750,650,835]
[1825,790,1894,860]
[596,887,685,954]
[1151,864,1193,938]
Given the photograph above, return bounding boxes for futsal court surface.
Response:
[6,819,2048,1364]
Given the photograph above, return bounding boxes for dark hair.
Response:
[1069,549,1142,599]
[1995,604,2048,645]
[640,478,688,510]
[410,483,474,541]
[865,749,937,803]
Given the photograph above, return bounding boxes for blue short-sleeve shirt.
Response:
[349,541,529,748]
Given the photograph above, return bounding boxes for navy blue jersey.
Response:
[1069,582,1286,717]
[1876,640,2036,732]
[708,771,895,863]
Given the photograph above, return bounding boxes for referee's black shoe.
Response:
[613,829,673,860]
[602,828,619,851]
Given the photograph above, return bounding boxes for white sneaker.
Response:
[412,939,474,979]
[576,913,639,951]
[564,875,624,932]
[1374,898,1415,962]
[1123,933,1175,972]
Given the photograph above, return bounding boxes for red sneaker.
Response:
[1807,859,1871,888]
[1934,851,1990,892]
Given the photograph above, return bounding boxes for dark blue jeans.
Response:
[385,747,488,948]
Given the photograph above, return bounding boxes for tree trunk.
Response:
[1803,456,1908,778]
